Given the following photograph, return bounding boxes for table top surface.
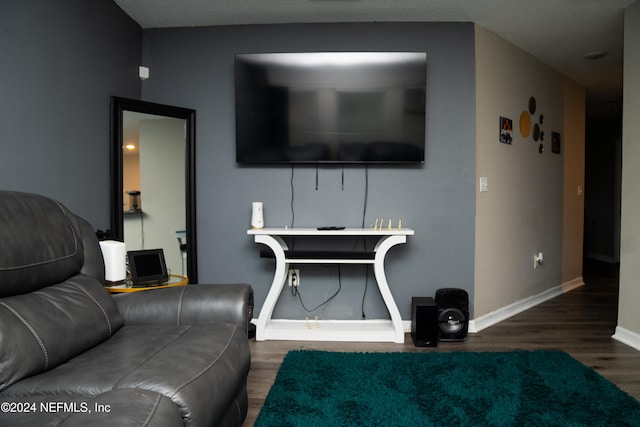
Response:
[105,274,188,293]
[247,227,415,236]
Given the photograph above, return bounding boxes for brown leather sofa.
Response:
[0,190,253,426]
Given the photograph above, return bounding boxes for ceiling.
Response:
[114,0,635,121]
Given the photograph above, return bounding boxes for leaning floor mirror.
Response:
[110,96,197,283]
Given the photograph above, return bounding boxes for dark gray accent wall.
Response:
[0,0,141,228]
[143,23,476,320]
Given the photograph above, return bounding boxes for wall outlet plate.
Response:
[288,269,300,287]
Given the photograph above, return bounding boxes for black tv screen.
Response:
[235,52,426,164]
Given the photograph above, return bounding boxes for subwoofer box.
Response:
[411,297,438,347]
[435,288,469,341]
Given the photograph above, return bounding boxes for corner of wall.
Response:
[618,1,640,339]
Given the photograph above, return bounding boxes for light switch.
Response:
[479,177,489,192]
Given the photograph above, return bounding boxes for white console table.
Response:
[247,227,414,343]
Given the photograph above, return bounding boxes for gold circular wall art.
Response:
[519,111,531,138]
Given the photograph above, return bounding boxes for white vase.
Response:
[251,202,264,229]
[99,240,127,282]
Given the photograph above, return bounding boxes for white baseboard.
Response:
[259,277,587,337]
[612,326,640,351]
[467,277,585,333]
[403,320,411,332]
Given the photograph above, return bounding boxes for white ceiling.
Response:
[114,0,635,120]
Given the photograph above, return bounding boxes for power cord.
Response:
[291,265,342,313]
[290,164,296,250]
[360,165,369,318]
[288,164,370,318]
[290,164,295,228]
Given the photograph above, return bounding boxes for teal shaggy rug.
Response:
[255,350,640,427]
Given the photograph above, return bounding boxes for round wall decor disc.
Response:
[519,111,531,138]
[529,96,536,114]
[533,123,540,141]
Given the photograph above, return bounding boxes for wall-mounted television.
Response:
[235,52,426,164]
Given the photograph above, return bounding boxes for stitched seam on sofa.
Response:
[167,323,237,398]
[69,279,113,336]
[141,392,164,427]
[111,327,192,389]
[0,301,49,370]
[0,200,80,271]
[176,286,188,326]
[233,397,241,425]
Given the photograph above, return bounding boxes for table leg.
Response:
[373,234,407,343]
[254,234,288,341]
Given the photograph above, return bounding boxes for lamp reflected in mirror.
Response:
[127,190,141,212]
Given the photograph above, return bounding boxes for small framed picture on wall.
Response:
[500,116,513,144]
[551,132,561,154]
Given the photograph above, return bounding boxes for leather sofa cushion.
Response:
[1,321,251,427]
[0,191,84,297]
[0,275,123,392]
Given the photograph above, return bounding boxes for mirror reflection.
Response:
[110,97,197,283]
[122,112,187,276]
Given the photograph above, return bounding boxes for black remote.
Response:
[317,226,345,230]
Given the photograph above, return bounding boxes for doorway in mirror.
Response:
[123,112,186,276]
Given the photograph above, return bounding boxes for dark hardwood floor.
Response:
[245,263,640,425]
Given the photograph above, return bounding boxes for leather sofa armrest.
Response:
[113,284,254,334]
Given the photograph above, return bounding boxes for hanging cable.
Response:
[290,164,296,250]
[361,164,369,228]
[361,265,369,319]
[292,265,342,312]
[290,164,295,228]
[361,165,369,318]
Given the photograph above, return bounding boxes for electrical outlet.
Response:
[288,269,300,287]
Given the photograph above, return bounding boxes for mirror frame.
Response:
[110,96,198,283]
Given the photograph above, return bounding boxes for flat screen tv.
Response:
[235,52,426,164]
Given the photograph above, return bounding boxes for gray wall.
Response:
[0,0,141,228]
[617,0,640,346]
[142,23,476,320]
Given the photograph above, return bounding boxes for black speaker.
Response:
[411,297,438,347]
[435,288,469,341]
